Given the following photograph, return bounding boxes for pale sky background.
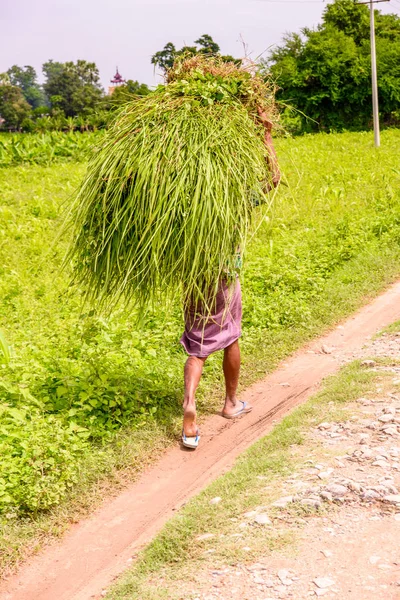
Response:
[1,0,399,90]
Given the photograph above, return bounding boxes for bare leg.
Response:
[222,340,248,416]
[183,356,206,436]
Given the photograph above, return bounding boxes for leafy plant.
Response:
[0,382,89,513]
[0,330,10,364]
[0,131,102,167]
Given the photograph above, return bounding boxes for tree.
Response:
[0,83,31,129]
[266,0,400,132]
[108,80,151,106]
[42,60,65,88]
[151,34,237,72]
[42,59,104,117]
[7,65,46,108]
[151,42,179,72]
[323,0,370,44]
[195,34,220,55]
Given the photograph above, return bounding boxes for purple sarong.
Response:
[180,279,242,358]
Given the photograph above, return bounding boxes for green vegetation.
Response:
[0,60,151,133]
[106,358,391,599]
[7,65,47,109]
[0,132,102,167]
[0,129,400,571]
[151,34,237,72]
[42,60,103,118]
[267,0,400,132]
[68,57,275,312]
[0,330,10,364]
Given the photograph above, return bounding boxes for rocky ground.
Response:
[181,332,400,599]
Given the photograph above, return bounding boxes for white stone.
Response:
[379,414,395,423]
[362,360,376,367]
[313,577,335,589]
[272,496,293,508]
[320,491,333,502]
[318,469,334,479]
[243,510,258,518]
[381,426,398,436]
[326,484,348,497]
[372,460,390,468]
[361,448,373,458]
[301,498,321,508]
[278,569,291,583]
[210,497,222,505]
[321,345,333,354]
[197,533,215,541]
[383,494,400,504]
[363,490,380,500]
[254,513,272,525]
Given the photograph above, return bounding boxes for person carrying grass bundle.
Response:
[67,55,280,449]
[181,106,280,450]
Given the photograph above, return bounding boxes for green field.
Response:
[0,131,100,167]
[1,129,400,573]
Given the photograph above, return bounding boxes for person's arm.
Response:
[257,107,281,190]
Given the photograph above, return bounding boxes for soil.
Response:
[2,281,400,600]
[181,353,400,599]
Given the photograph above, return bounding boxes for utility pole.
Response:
[370,0,380,147]
[357,0,390,147]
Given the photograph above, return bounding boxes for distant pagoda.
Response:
[108,67,126,95]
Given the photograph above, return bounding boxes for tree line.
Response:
[151,2,400,133]
[1,0,399,133]
[0,61,151,132]
[265,0,400,132]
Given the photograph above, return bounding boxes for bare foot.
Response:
[183,405,198,437]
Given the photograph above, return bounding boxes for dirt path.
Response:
[2,281,400,600]
[181,335,400,600]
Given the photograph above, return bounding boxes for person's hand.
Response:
[262,172,281,193]
[272,171,281,187]
[257,106,273,133]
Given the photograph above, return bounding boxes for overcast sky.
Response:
[1,0,399,90]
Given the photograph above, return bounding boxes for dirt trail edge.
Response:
[3,281,400,600]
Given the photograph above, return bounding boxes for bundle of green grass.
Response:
[68,56,278,313]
